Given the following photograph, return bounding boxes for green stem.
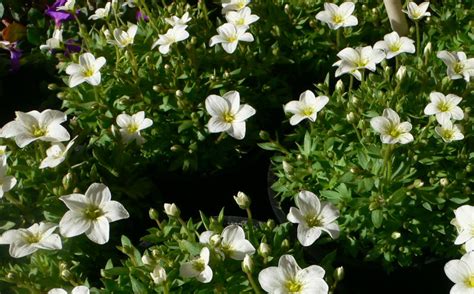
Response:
[383,144,393,182]
[336,29,341,50]
[415,21,420,56]
[245,208,257,245]
[246,272,263,294]
[163,281,170,294]
[348,75,353,94]
[395,56,400,72]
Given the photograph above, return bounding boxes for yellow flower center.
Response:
[32,125,47,137]
[389,42,402,52]
[226,35,237,43]
[305,214,321,227]
[454,62,464,74]
[192,259,205,272]
[356,58,369,67]
[25,233,41,244]
[285,279,303,293]
[237,18,246,26]
[127,123,139,133]
[83,205,104,220]
[301,107,314,117]
[388,125,402,138]
[223,111,235,123]
[84,68,95,77]
[332,14,344,24]
[440,128,455,141]
[465,275,474,288]
[437,101,451,112]
[237,0,246,9]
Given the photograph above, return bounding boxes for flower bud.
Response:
[142,254,153,265]
[164,64,170,70]
[152,85,161,92]
[391,231,401,239]
[48,83,58,90]
[346,112,356,123]
[284,4,290,14]
[175,89,183,97]
[423,42,432,56]
[266,219,275,230]
[62,172,75,191]
[282,161,293,175]
[61,270,72,280]
[413,179,424,188]
[281,239,290,250]
[395,65,406,82]
[233,191,251,209]
[333,266,345,282]
[150,265,167,284]
[259,130,270,140]
[6,272,15,280]
[440,178,449,187]
[258,242,271,257]
[242,254,253,273]
[149,208,159,220]
[56,92,65,99]
[335,80,344,92]
[164,203,180,217]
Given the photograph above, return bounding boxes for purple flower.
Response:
[64,39,81,56]
[45,0,74,27]
[0,41,22,71]
[136,10,149,22]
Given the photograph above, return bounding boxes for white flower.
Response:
[0,146,7,158]
[0,109,70,148]
[445,251,474,293]
[374,31,415,59]
[116,111,153,144]
[0,222,62,258]
[315,2,358,30]
[424,92,464,124]
[0,158,16,198]
[151,26,189,54]
[179,247,213,283]
[435,120,464,143]
[209,23,254,54]
[108,24,138,48]
[287,191,339,247]
[163,203,180,217]
[221,0,250,14]
[89,2,111,20]
[225,7,259,28]
[220,224,255,260]
[370,108,414,144]
[40,28,63,51]
[451,205,474,251]
[151,265,167,284]
[258,255,329,294]
[437,51,474,82]
[66,52,106,87]
[57,0,75,11]
[165,12,191,28]
[48,286,90,294]
[39,138,76,169]
[205,90,256,140]
[402,2,430,21]
[59,183,129,244]
[333,46,385,81]
[284,90,329,126]
[395,65,407,81]
[121,0,136,8]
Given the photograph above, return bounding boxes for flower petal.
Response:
[85,216,110,244]
[103,200,130,222]
[59,211,91,238]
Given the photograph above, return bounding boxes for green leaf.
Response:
[121,235,132,247]
[320,190,341,202]
[258,142,282,152]
[303,131,311,157]
[389,188,407,204]
[371,210,383,228]
[130,275,147,294]
[422,202,432,211]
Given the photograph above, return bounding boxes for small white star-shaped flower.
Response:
[284,90,329,126]
[374,31,415,59]
[423,92,464,124]
[370,108,413,144]
[315,2,358,30]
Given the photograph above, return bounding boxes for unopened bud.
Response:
[170,145,182,152]
[384,66,391,74]
[223,71,230,79]
[391,231,401,239]
[423,42,432,56]
[266,219,275,229]
[149,208,159,220]
[282,161,293,175]
[242,254,253,273]
[150,265,167,284]
[335,80,344,92]
[164,64,170,70]
[62,172,75,191]
[395,65,406,82]
[142,254,153,265]
[346,112,356,123]
[281,239,290,250]
[413,179,424,188]
[48,83,58,90]
[152,85,161,92]
[284,4,290,14]
[6,272,15,280]
[61,270,72,280]
[258,242,271,257]
[175,90,183,97]
[333,266,345,282]
[56,92,65,99]
[440,178,449,187]
[164,203,180,217]
[233,191,251,209]
[351,96,359,106]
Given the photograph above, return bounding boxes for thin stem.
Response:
[395,56,400,72]
[383,144,393,182]
[336,29,341,50]
[245,208,257,245]
[348,75,354,94]
[163,281,170,294]
[415,21,420,55]
[246,272,263,294]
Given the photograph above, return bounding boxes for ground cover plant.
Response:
[0,0,472,293]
